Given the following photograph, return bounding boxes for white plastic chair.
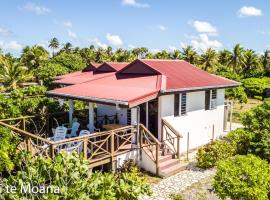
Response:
[79,130,90,136]
[50,126,67,141]
[68,122,80,138]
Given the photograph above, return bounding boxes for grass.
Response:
[231,98,262,123]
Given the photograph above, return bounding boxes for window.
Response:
[127,109,131,125]
[174,94,180,117]
[210,89,217,109]
[174,93,187,117]
[205,89,217,110]
[180,93,187,115]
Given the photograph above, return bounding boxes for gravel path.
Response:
[141,165,215,200]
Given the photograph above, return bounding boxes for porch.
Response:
[0,112,182,177]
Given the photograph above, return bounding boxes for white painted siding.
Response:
[96,104,128,125]
[159,89,225,153]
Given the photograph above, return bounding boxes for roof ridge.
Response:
[140,59,184,62]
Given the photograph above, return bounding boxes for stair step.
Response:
[159,154,174,163]
[159,163,187,178]
[159,159,180,171]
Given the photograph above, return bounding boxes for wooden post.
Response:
[50,145,55,159]
[230,101,233,132]
[22,118,26,131]
[146,102,149,129]
[176,136,180,159]
[212,124,215,142]
[26,137,32,154]
[111,132,115,172]
[139,126,143,160]
[186,132,190,161]
[88,102,94,133]
[83,138,88,160]
[156,143,159,176]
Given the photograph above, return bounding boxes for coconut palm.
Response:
[218,50,232,67]
[48,37,60,57]
[182,46,198,64]
[199,48,217,71]
[170,50,181,60]
[21,45,49,70]
[243,49,260,77]
[62,42,73,53]
[260,50,270,76]
[228,44,246,72]
[0,58,33,91]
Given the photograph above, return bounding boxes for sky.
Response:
[0,0,270,56]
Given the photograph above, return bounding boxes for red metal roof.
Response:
[124,59,239,90]
[96,62,128,72]
[48,74,161,107]
[53,72,115,85]
[48,59,239,106]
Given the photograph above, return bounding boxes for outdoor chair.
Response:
[68,122,80,138]
[50,126,67,141]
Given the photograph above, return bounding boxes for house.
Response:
[47,59,239,176]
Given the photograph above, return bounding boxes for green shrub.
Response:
[225,86,248,103]
[0,127,21,174]
[196,140,237,169]
[226,128,255,155]
[213,155,270,200]
[242,78,266,97]
[3,152,151,200]
[249,133,270,161]
[241,99,270,132]
[169,193,184,200]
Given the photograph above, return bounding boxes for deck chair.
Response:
[50,126,67,141]
[64,130,91,154]
[68,122,80,138]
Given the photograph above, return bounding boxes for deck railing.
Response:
[161,119,182,159]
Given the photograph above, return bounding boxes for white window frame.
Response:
[179,93,187,116]
[210,89,217,110]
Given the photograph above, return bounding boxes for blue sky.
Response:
[0,0,270,55]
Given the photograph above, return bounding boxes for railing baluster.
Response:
[83,138,88,159]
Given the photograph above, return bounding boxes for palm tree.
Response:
[0,58,33,91]
[170,50,181,60]
[218,50,232,67]
[48,37,59,57]
[62,42,73,53]
[20,45,49,70]
[243,49,259,77]
[182,46,198,64]
[228,44,246,72]
[200,48,217,71]
[260,50,270,76]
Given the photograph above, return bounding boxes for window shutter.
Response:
[174,94,180,116]
[181,93,187,115]
[205,90,210,110]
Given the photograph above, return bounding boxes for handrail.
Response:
[162,118,183,138]
[139,124,161,145]
[0,121,54,144]
[0,115,36,122]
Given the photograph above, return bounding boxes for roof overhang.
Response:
[160,83,240,94]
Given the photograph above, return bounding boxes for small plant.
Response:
[169,193,184,200]
[196,140,236,169]
[213,155,270,200]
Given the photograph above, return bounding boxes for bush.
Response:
[53,52,85,71]
[0,127,21,174]
[3,152,151,200]
[241,99,270,133]
[213,155,270,200]
[242,78,266,97]
[225,86,248,103]
[169,193,184,200]
[196,140,237,169]
[226,128,255,155]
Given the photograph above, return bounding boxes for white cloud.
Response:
[121,0,149,8]
[191,20,217,34]
[168,46,177,51]
[22,2,51,15]
[0,27,12,36]
[63,21,72,28]
[157,25,167,31]
[106,33,123,46]
[189,34,223,52]
[238,6,262,17]
[149,49,161,53]
[67,30,77,38]
[89,38,108,49]
[0,40,23,51]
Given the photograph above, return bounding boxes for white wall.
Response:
[159,89,225,153]
[96,104,127,125]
